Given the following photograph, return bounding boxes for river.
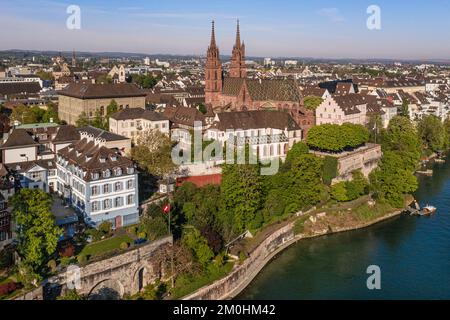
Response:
[237,156,450,299]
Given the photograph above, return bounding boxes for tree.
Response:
[400,100,409,118]
[381,116,421,171]
[12,189,62,275]
[307,123,369,152]
[303,95,323,110]
[181,228,214,266]
[417,115,449,152]
[220,164,264,236]
[131,129,177,177]
[75,112,90,127]
[11,104,38,124]
[285,142,309,164]
[197,103,207,115]
[96,74,113,84]
[36,70,54,81]
[370,151,418,208]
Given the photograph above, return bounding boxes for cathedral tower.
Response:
[229,20,246,78]
[205,21,223,105]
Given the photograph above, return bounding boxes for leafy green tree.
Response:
[12,189,62,275]
[131,129,177,177]
[75,112,90,127]
[303,95,323,110]
[197,103,207,114]
[370,151,418,208]
[331,182,348,202]
[11,104,38,124]
[181,228,214,266]
[381,116,421,171]
[400,100,409,118]
[322,156,338,185]
[417,115,449,152]
[283,154,325,213]
[220,164,263,236]
[285,142,309,164]
[307,123,369,152]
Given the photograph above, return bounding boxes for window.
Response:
[91,172,99,180]
[91,201,100,212]
[114,182,123,192]
[114,168,122,176]
[91,185,100,196]
[103,199,112,210]
[127,194,134,205]
[127,167,134,174]
[114,197,123,207]
[103,169,111,178]
[103,184,110,194]
[127,179,134,189]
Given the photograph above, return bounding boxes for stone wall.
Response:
[13,236,172,300]
[183,207,404,300]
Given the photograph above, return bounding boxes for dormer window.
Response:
[100,157,106,163]
[111,155,117,162]
[76,151,81,157]
[103,170,111,178]
[86,155,92,162]
[114,168,122,176]
[91,172,99,180]
[127,167,134,174]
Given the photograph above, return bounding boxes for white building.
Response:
[205,110,302,160]
[316,94,368,126]
[109,108,170,143]
[56,138,139,229]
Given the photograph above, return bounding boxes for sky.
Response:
[0,0,449,60]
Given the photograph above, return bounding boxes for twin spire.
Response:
[209,19,243,49]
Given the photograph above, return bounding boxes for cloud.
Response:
[317,8,345,23]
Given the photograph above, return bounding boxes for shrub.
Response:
[47,259,57,272]
[0,248,14,269]
[120,242,129,250]
[60,256,72,267]
[0,281,17,296]
[98,221,113,236]
[293,216,309,235]
[138,232,147,240]
[322,156,338,185]
[128,226,138,235]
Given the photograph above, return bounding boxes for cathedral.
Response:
[205,21,315,135]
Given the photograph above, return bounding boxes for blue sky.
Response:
[0,0,449,59]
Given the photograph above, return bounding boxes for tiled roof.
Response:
[245,79,301,102]
[0,82,41,96]
[58,139,134,182]
[59,83,146,99]
[110,108,168,122]
[78,126,128,142]
[214,110,300,131]
[0,128,37,148]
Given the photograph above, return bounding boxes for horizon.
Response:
[0,0,450,61]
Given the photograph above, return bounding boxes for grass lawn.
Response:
[79,234,133,260]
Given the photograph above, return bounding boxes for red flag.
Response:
[163,204,170,214]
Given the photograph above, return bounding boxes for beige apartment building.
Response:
[109,108,170,144]
[58,83,147,125]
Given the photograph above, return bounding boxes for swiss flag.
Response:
[163,204,170,214]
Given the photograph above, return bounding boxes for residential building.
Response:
[315,94,368,125]
[109,108,170,143]
[56,137,139,229]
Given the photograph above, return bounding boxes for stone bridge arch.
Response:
[87,279,125,300]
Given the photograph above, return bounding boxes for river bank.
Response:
[237,154,450,299]
[183,195,412,300]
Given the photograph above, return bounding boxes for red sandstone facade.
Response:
[204,21,315,136]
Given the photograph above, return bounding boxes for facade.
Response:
[58,83,147,125]
[109,108,170,143]
[56,138,139,229]
[203,21,315,136]
[315,94,368,126]
[205,110,302,160]
[311,143,382,184]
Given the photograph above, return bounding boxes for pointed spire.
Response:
[235,19,241,48]
[210,20,216,47]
